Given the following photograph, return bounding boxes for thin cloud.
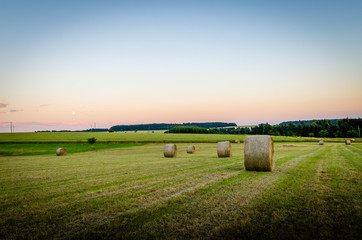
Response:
[24,121,83,127]
[0,103,8,108]
[25,121,58,126]
[62,122,84,126]
[35,104,51,112]
[9,109,23,113]
[0,122,9,126]
[39,104,51,108]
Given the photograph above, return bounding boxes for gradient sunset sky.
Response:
[1,0,361,132]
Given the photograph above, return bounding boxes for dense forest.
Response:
[167,118,361,138]
[110,122,236,132]
[166,126,209,134]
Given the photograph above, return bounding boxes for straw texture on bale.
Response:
[244,135,274,171]
[345,140,351,145]
[217,141,232,158]
[56,148,67,156]
[187,145,195,154]
[235,139,240,144]
[164,144,177,157]
[319,140,324,145]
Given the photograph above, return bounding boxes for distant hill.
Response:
[110,122,237,132]
[279,119,339,125]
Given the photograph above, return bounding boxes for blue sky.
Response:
[0,0,361,131]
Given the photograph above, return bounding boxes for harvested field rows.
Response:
[0,143,361,239]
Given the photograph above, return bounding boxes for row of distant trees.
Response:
[166,126,209,134]
[36,128,109,133]
[110,122,236,132]
[35,119,360,138]
[167,118,361,138]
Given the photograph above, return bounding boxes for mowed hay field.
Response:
[0,139,361,239]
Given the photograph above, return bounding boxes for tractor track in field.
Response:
[348,145,362,153]
[337,145,362,171]
[343,145,362,156]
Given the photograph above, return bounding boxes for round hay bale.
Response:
[345,140,351,145]
[164,144,177,157]
[319,140,324,145]
[244,135,274,171]
[56,148,67,156]
[186,145,195,154]
[217,141,231,157]
[235,139,240,144]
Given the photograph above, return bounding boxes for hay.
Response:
[319,140,324,145]
[244,135,274,171]
[187,145,195,154]
[56,148,67,156]
[345,140,351,145]
[235,139,240,144]
[217,141,231,157]
[164,144,177,157]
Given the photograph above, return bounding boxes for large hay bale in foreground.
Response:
[345,140,351,145]
[56,148,67,156]
[244,135,274,171]
[217,141,231,157]
[187,145,195,154]
[319,140,324,145]
[235,139,240,144]
[164,144,177,157]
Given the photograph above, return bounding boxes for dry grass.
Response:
[244,135,274,171]
[217,141,231,157]
[186,145,195,154]
[56,147,67,156]
[164,144,177,157]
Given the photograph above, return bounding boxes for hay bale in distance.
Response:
[187,145,195,154]
[164,144,177,157]
[217,141,231,157]
[244,135,274,171]
[235,139,240,144]
[345,140,351,145]
[56,148,67,156]
[319,140,324,145]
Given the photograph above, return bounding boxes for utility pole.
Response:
[358,125,361,138]
[10,121,12,135]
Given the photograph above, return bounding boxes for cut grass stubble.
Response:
[0,143,361,239]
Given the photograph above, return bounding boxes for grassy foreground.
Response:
[0,142,361,239]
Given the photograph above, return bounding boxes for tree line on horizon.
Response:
[166,118,361,138]
[35,123,236,133]
[109,122,237,132]
[34,119,361,138]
